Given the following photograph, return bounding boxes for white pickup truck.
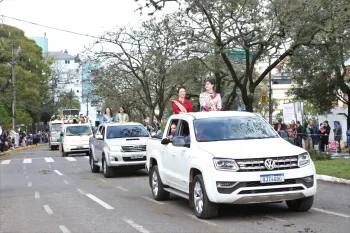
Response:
[89,122,150,178]
[60,123,92,157]
[146,111,316,219]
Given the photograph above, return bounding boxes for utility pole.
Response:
[11,42,16,131]
[268,56,273,125]
[86,95,89,118]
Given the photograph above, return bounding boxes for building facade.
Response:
[29,36,48,56]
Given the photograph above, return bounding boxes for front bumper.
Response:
[203,163,317,204]
[64,144,90,153]
[107,151,147,167]
[51,142,60,146]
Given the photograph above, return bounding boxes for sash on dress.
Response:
[172,100,187,113]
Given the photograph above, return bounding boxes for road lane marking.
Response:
[116,186,128,192]
[1,160,11,164]
[35,191,40,199]
[123,218,150,233]
[63,180,69,184]
[65,157,76,161]
[312,208,350,218]
[184,213,218,226]
[85,193,114,210]
[43,205,54,215]
[264,215,287,222]
[76,189,85,195]
[99,178,107,183]
[54,170,63,176]
[44,157,54,163]
[59,225,71,233]
[48,164,52,168]
[84,156,89,159]
[23,158,32,164]
[142,196,163,205]
[28,182,32,187]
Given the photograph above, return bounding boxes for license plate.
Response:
[260,174,285,183]
[130,154,144,159]
[76,146,83,149]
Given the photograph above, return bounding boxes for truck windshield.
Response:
[106,125,149,139]
[51,124,62,132]
[193,116,279,142]
[65,126,92,136]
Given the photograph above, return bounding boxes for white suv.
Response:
[146,111,316,219]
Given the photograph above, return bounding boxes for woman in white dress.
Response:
[117,107,129,123]
[199,79,222,111]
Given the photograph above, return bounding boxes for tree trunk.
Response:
[347,105,350,130]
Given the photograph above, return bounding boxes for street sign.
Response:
[259,92,269,105]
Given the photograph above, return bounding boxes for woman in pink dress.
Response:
[199,79,222,111]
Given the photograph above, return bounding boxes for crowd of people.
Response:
[274,119,343,153]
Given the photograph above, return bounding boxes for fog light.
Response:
[216,182,237,188]
[302,176,313,183]
[110,157,115,161]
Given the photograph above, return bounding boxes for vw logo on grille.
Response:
[264,159,275,170]
[133,145,140,149]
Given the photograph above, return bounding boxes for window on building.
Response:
[272,78,292,84]
[76,90,79,93]
[65,60,70,64]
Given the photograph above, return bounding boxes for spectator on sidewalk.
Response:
[295,121,305,148]
[334,121,342,153]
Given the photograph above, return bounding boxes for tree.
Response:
[0,24,51,129]
[88,14,192,121]
[55,91,81,110]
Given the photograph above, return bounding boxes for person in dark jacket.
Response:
[334,121,342,153]
[274,118,287,135]
[320,121,331,152]
[295,121,305,148]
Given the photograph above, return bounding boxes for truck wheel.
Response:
[286,196,314,212]
[50,146,54,151]
[61,149,68,157]
[193,174,218,219]
[150,166,170,201]
[90,155,100,173]
[102,157,114,178]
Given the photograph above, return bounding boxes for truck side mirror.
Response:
[161,138,170,145]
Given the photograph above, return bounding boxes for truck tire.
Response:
[90,155,100,173]
[150,166,170,201]
[102,156,114,178]
[193,174,219,219]
[50,146,54,150]
[286,196,314,212]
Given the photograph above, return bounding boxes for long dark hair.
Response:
[118,107,127,114]
[176,86,186,93]
[205,79,216,86]
[105,107,113,116]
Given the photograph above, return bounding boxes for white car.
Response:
[146,111,316,219]
[89,123,150,178]
[60,124,92,157]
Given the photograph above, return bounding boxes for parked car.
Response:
[89,122,150,178]
[146,111,316,219]
[60,123,92,157]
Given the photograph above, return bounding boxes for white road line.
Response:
[84,156,89,159]
[85,193,114,210]
[184,213,218,226]
[312,208,350,218]
[28,182,32,187]
[43,205,54,215]
[76,189,85,195]
[48,164,52,168]
[123,218,150,233]
[35,191,40,199]
[59,225,71,233]
[99,178,107,183]
[63,180,69,184]
[44,157,54,163]
[264,215,287,222]
[23,158,32,164]
[142,196,163,205]
[116,186,128,192]
[1,160,11,164]
[54,170,63,176]
[65,157,76,162]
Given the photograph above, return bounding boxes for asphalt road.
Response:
[1,145,349,233]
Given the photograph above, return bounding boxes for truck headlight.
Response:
[108,146,122,152]
[298,152,310,167]
[51,137,56,141]
[213,158,239,171]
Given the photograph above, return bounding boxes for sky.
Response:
[0,0,177,55]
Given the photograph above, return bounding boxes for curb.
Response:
[0,143,47,155]
[316,174,350,185]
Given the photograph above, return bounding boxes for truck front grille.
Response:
[121,145,146,152]
[236,156,298,172]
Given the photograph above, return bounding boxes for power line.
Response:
[0,14,103,40]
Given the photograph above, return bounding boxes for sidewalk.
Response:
[0,143,47,155]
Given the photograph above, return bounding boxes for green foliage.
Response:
[0,24,51,129]
[307,149,332,161]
